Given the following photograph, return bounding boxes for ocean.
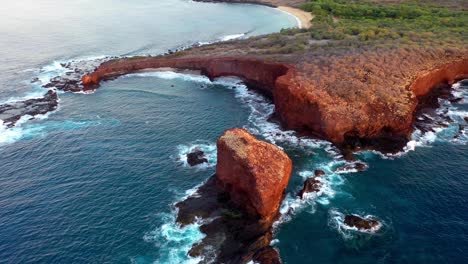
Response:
[0,0,467,264]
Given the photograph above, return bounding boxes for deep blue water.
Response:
[0,1,467,264]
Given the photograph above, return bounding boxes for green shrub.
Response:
[300,0,467,43]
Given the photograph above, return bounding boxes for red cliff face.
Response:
[82,57,290,97]
[216,128,292,224]
[81,54,468,151]
[410,59,468,97]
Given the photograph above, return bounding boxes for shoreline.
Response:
[277,6,312,29]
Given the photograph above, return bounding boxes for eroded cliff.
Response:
[81,48,468,152]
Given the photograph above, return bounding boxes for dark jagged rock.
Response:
[314,169,325,176]
[176,129,292,263]
[252,246,282,264]
[186,149,208,166]
[39,57,111,93]
[0,90,58,127]
[344,214,380,231]
[335,162,368,173]
[297,176,322,199]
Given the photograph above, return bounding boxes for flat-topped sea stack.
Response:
[217,128,292,225]
[176,128,292,263]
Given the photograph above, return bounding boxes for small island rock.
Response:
[186,149,208,166]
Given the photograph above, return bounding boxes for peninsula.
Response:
[81,0,468,152]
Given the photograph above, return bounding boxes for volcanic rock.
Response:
[186,149,208,166]
[297,177,322,199]
[315,169,325,176]
[335,162,368,173]
[344,214,380,231]
[0,90,58,127]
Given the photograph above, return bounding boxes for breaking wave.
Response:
[0,115,110,148]
[143,213,205,264]
[125,71,211,84]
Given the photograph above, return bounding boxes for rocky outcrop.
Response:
[335,162,368,173]
[410,59,468,97]
[344,214,381,231]
[176,128,292,263]
[297,170,324,199]
[0,90,58,127]
[187,149,208,166]
[80,52,468,153]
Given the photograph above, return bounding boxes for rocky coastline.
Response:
[0,90,58,127]
[80,54,468,153]
[0,1,466,262]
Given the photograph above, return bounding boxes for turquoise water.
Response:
[1,1,467,264]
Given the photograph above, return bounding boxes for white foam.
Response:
[219,33,246,42]
[276,160,351,224]
[126,71,212,84]
[270,239,280,246]
[0,115,110,148]
[144,213,205,264]
[1,89,50,104]
[0,120,27,146]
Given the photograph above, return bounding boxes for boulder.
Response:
[186,149,208,166]
[297,177,322,199]
[344,214,380,231]
[335,162,368,173]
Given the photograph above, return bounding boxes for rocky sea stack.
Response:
[176,128,292,263]
[186,149,208,166]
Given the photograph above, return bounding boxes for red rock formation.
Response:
[175,128,292,263]
[82,57,290,97]
[81,55,468,152]
[410,59,468,97]
[216,128,292,224]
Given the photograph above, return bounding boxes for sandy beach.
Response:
[278,6,313,29]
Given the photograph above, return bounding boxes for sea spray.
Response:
[144,213,205,264]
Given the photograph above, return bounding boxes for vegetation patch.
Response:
[299,0,467,43]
